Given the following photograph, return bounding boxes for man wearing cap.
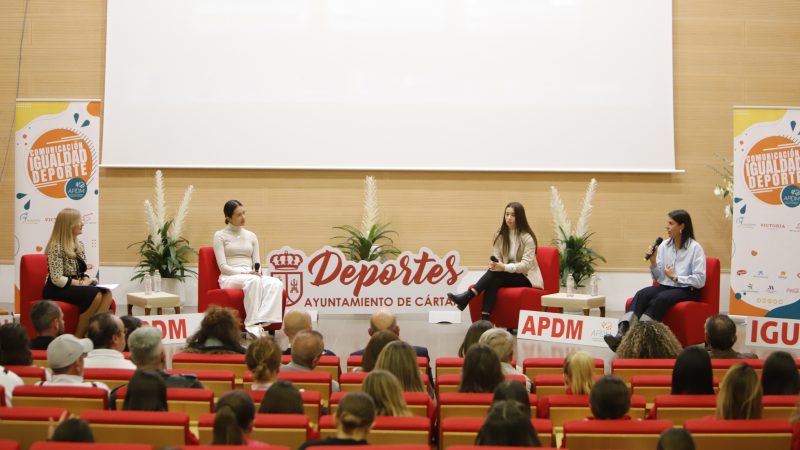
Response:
[36,334,109,391]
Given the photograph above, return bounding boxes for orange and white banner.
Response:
[745,316,799,349]
[14,100,102,310]
[516,310,618,347]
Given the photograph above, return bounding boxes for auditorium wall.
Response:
[1,0,799,282]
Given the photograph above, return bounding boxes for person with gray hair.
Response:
[479,327,532,391]
[29,300,65,350]
[281,329,340,392]
[127,326,203,389]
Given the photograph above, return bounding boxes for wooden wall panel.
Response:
[1,0,799,273]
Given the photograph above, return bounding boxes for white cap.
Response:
[47,334,93,369]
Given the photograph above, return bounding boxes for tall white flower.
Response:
[143,200,159,237]
[154,170,167,228]
[170,185,194,240]
[549,186,571,253]
[361,176,379,234]
[574,178,597,238]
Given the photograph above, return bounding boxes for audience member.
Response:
[716,363,762,419]
[281,330,340,392]
[475,400,541,447]
[50,418,95,443]
[479,328,531,391]
[246,335,282,390]
[258,380,304,414]
[705,314,758,359]
[459,343,504,394]
[0,366,23,407]
[120,315,142,352]
[184,306,246,354]
[590,375,630,420]
[213,390,265,446]
[671,346,715,395]
[30,300,64,350]
[375,340,425,393]
[84,312,136,369]
[615,321,682,359]
[564,350,595,395]
[657,428,695,450]
[358,329,399,373]
[298,392,375,450]
[492,379,531,417]
[0,323,32,366]
[458,319,494,357]
[363,369,411,416]
[122,370,168,411]
[282,309,335,356]
[126,326,203,388]
[36,334,109,391]
[761,351,800,395]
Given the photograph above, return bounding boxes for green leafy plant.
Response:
[553,227,606,287]
[333,223,401,262]
[129,220,197,281]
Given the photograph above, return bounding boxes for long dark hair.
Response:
[223,200,243,224]
[123,370,168,411]
[494,202,538,256]
[259,380,304,414]
[458,320,493,358]
[213,391,255,445]
[761,351,800,395]
[475,400,540,446]
[671,346,715,395]
[459,344,504,393]
[0,323,32,366]
[669,209,695,248]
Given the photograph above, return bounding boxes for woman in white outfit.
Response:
[213,200,284,336]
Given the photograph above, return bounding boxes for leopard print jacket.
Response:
[46,241,87,288]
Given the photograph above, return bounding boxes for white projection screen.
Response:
[103,0,676,172]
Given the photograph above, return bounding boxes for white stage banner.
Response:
[14,100,102,310]
[516,310,618,347]
[134,313,204,345]
[745,316,799,349]
[266,246,467,314]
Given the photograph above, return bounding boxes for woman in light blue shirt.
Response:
[605,209,706,351]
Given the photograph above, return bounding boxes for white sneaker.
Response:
[245,324,262,336]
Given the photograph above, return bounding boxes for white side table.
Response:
[127,291,181,315]
[541,293,606,317]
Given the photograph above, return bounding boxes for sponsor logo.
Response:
[766,285,775,293]
[737,269,747,276]
[779,271,788,279]
[760,223,787,229]
[786,288,799,294]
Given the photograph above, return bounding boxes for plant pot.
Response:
[159,277,185,302]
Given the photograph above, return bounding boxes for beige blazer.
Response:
[492,231,544,289]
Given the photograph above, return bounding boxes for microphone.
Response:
[644,237,664,261]
[490,256,499,263]
[254,262,261,273]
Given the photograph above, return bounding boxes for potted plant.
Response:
[550,178,606,288]
[333,176,400,262]
[129,171,197,291]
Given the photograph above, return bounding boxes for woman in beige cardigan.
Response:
[448,202,543,321]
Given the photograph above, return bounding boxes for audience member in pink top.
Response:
[213,390,268,446]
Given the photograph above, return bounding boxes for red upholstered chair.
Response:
[82,410,195,446]
[278,370,333,408]
[684,418,793,450]
[467,247,560,329]
[611,358,676,384]
[440,417,554,448]
[165,369,235,398]
[20,254,116,337]
[31,350,47,368]
[247,389,322,430]
[31,444,152,450]
[171,353,246,378]
[0,441,17,450]
[763,395,800,420]
[711,358,765,380]
[347,355,428,373]
[114,387,215,423]
[0,407,67,450]
[523,357,604,380]
[631,375,719,404]
[83,368,135,390]
[649,394,717,425]
[624,257,721,346]
[329,392,435,422]
[12,385,108,414]
[4,366,46,385]
[306,447,429,450]
[320,415,431,445]
[536,394,647,426]
[279,354,341,381]
[198,413,311,447]
[438,392,538,421]
[562,419,673,450]
[197,246,286,333]
[435,373,525,397]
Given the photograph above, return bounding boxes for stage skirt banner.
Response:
[265,246,467,314]
[516,310,618,347]
[745,316,799,349]
[14,99,102,310]
[730,107,800,319]
[133,313,204,345]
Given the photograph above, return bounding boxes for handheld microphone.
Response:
[254,262,261,273]
[490,256,499,262]
[644,237,664,261]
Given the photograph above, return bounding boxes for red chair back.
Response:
[30,444,152,450]
[0,441,18,450]
[440,417,554,449]
[320,415,431,445]
[82,410,193,446]
[13,385,108,413]
[684,418,793,450]
[197,247,224,311]
[83,368,135,390]
[247,389,321,430]
[20,254,75,338]
[562,419,673,450]
[4,366,46,385]
[198,413,311,447]
[0,407,67,450]
[611,358,676,384]
[650,394,717,425]
[523,357,604,380]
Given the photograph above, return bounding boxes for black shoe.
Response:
[604,333,622,352]
[447,290,475,311]
[481,312,492,321]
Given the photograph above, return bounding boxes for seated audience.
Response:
[479,327,532,391]
[120,315,142,352]
[298,392,376,450]
[84,312,136,369]
[258,380,304,414]
[281,329,340,392]
[363,369,412,416]
[615,321,683,359]
[564,350,595,395]
[493,379,531,417]
[590,375,630,420]
[671,346,715,395]
[0,362,23,406]
[282,309,335,356]
[122,370,168,411]
[716,363,762,419]
[475,400,541,447]
[50,417,95,443]
[246,335,282,390]
[213,390,265,446]
[705,314,758,359]
[183,306,246,354]
[0,323,32,365]
[761,351,800,395]
[375,340,425,393]
[657,428,695,450]
[126,326,203,388]
[358,329,399,373]
[458,319,494,357]
[37,334,109,391]
[30,300,64,350]
[459,343,505,394]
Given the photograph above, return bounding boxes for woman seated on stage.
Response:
[214,200,284,337]
[671,346,715,395]
[459,344,505,394]
[246,336,282,390]
[43,208,113,337]
[564,350,595,395]
[183,306,246,354]
[615,321,683,360]
[448,202,543,320]
[604,209,706,351]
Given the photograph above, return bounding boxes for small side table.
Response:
[127,291,181,315]
[541,293,606,317]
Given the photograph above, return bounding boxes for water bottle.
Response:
[566,273,575,296]
[143,273,152,295]
[153,271,162,292]
[590,275,599,296]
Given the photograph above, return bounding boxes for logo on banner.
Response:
[516,310,618,347]
[266,246,466,314]
[743,135,800,207]
[27,128,95,199]
[746,316,800,349]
